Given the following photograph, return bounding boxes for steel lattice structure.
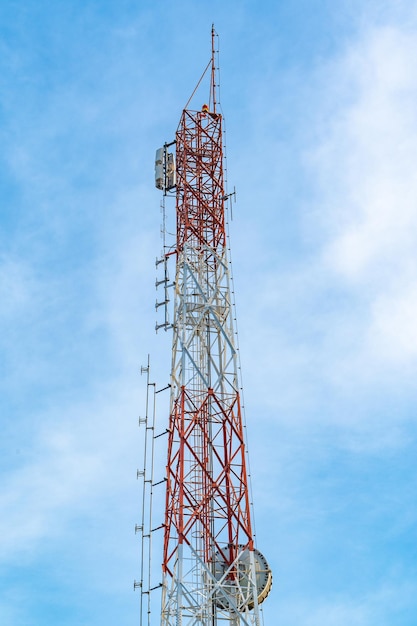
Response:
[153,28,272,626]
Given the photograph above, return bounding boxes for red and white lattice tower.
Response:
[153,28,272,626]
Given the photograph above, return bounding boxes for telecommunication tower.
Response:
[138,27,272,626]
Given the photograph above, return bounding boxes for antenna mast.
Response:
[152,28,272,626]
[211,24,217,114]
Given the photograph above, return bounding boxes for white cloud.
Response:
[0,385,143,568]
[226,19,417,450]
[264,22,417,390]
[319,27,417,284]
[368,282,417,362]
[311,26,417,365]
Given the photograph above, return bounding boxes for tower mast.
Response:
[210,25,217,114]
[155,28,272,626]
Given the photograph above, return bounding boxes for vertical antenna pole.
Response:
[211,24,217,114]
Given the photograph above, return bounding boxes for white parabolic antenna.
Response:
[214,547,273,611]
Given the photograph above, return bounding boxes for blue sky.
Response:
[1,0,417,624]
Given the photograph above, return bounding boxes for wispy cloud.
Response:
[313,25,417,363]
[0,379,142,561]
[233,20,417,438]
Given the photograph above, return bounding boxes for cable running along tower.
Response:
[150,28,272,626]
